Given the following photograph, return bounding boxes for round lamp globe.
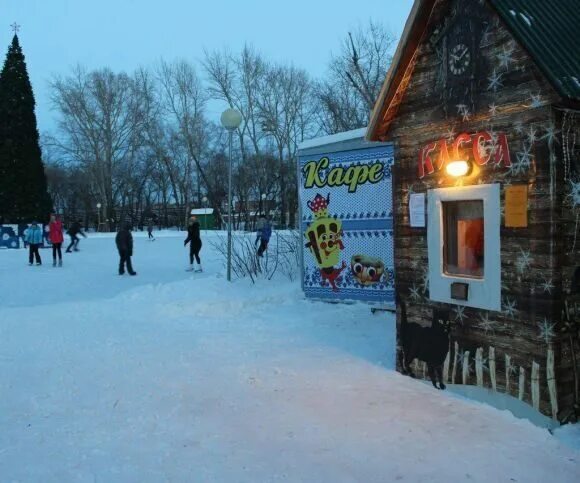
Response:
[220,108,242,131]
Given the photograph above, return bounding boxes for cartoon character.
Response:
[351,255,385,286]
[304,193,346,291]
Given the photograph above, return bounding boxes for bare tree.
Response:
[203,45,267,160]
[50,66,145,222]
[157,59,212,225]
[315,20,396,134]
[257,63,312,226]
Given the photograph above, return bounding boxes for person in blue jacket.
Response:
[25,221,43,266]
[256,215,272,257]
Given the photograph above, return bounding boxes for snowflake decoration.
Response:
[542,122,560,144]
[515,145,533,171]
[527,125,538,144]
[507,158,527,176]
[480,22,492,47]
[527,92,543,109]
[421,268,430,293]
[497,46,514,70]
[445,127,456,142]
[477,312,498,334]
[409,284,421,301]
[488,103,499,117]
[487,69,503,92]
[457,351,473,373]
[453,305,467,324]
[540,278,555,294]
[515,248,532,274]
[537,318,556,344]
[513,121,525,134]
[502,297,518,318]
[456,104,471,122]
[566,179,580,208]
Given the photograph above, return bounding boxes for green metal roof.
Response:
[489,0,580,103]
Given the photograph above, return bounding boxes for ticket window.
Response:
[428,184,500,311]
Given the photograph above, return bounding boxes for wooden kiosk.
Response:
[367,0,580,422]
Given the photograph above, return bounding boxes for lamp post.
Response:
[202,196,208,232]
[96,203,102,232]
[220,108,242,282]
[261,193,267,216]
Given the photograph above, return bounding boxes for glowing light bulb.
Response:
[446,160,470,177]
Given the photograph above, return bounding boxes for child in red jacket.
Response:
[48,214,64,267]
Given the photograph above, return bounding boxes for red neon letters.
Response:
[418,131,511,178]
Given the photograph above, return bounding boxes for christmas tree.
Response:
[0,31,52,223]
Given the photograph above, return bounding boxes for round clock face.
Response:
[448,43,471,75]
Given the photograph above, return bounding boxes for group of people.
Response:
[24,212,273,275]
[24,215,86,267]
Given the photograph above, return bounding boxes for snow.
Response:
[519,12,533,27]
[298,127,368,151]
[190,208,214,215]
[1,231,579,482]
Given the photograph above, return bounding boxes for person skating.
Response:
[25,221,43,266]
[184,215,202,272]
[66,220,86,253]
[48,214,64,267]
[256,215,272,258]
[147,222,155,241]
[116,222,137,276]
[255,215,265,247]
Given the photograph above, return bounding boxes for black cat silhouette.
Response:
[398,297,451,390]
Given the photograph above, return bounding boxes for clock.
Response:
[431,0,488,118]
[448,43,471,76]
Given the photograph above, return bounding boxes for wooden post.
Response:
[505,354,512,395]
[547,348,558,420]
[531,361,540,411]
[443,347,450,384]
[518,367,525,401]
[452,341,459,384]
[423,361,427,380]
[489,347,497,391]
[475,348,484,387]
[462,350,470,385]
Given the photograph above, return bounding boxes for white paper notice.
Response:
[409,193,425,228]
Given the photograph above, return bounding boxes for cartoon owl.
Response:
[351,254,385,286]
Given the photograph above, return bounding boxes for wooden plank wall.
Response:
[384,0,568,418]
[556,110,580,422]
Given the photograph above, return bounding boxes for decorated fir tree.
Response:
[0,31,52,223]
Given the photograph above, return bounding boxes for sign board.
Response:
[409,193,426,227]
[505,185,528,227]
[298,143,395,305]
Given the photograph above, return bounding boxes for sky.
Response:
[1,0,414,133]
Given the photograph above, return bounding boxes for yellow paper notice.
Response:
[505,185,528,228]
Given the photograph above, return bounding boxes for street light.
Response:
[220,108,242,282]
[202,196,208,232]
[96,203,102,232]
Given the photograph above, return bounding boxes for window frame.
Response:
[427,184,501,311]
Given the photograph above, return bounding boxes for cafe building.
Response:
[367,0,579,422]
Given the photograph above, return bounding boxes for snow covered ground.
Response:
[0,231,579,482]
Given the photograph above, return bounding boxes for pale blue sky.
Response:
[1,0,413,132]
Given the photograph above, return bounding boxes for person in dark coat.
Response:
[257,216,272,257]
[184,215,202,272]
[66,220,86,253]
[116,222,136,275]
[147,222,155,241]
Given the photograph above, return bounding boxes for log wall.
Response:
[380,0,577,419]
